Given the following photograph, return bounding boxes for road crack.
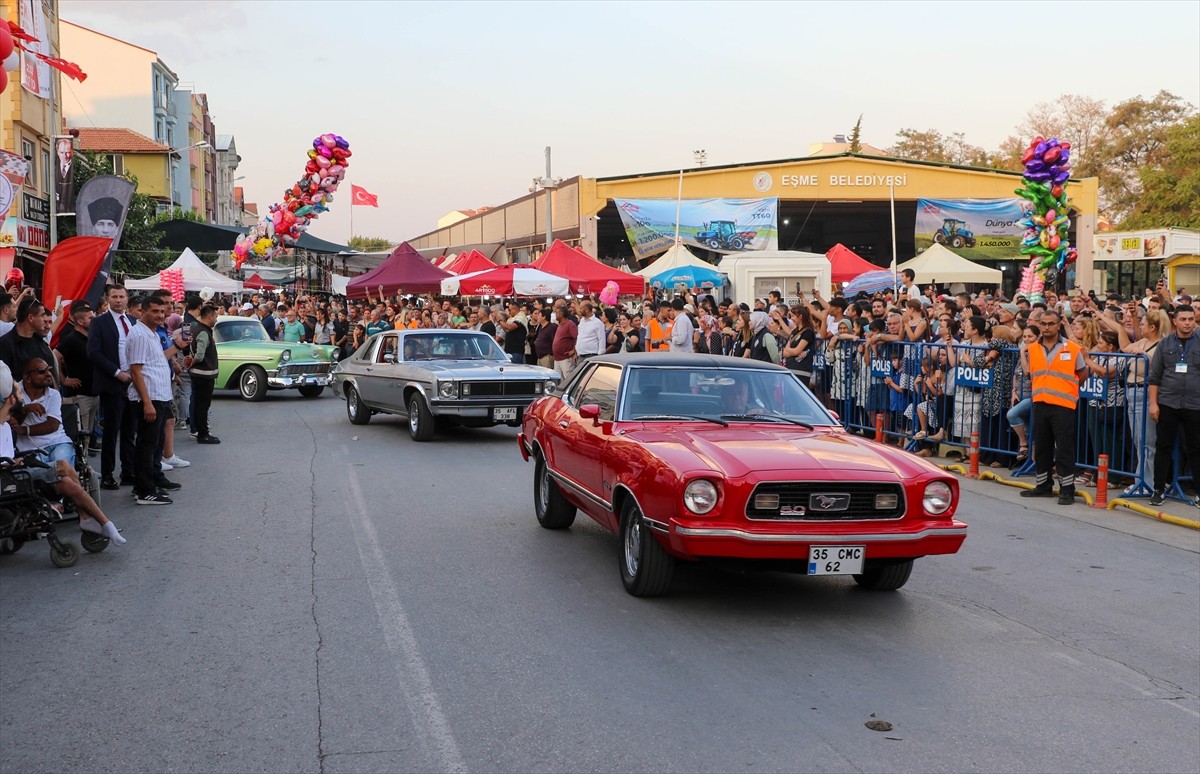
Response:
[298,411,326,774]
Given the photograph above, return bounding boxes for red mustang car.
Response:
[518,353,966,597]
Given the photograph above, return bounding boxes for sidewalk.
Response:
[927,453,1200,533]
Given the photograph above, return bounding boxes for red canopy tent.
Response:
[242,272,277,291]
[825,243,882,284]
[531,240,644,295]
[444,249,498,275]
[345,242,454,298]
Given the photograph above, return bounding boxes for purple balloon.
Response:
[335,135,349,149]
[1026,160,1046,173]
[1035,141,1048,156]
[1060,149,1071,163]
[1028,171,1053,182]
[1054,170,1070,184]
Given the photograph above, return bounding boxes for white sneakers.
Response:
[163,455,190,468]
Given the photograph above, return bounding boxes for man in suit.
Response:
[87,284,137,490]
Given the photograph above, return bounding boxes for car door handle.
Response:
[558,420,570,429]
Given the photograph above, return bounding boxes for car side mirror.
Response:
[383,353,396,363]
[579,403,601,424]
[829,410,840,422]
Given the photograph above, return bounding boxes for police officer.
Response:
[1147,304,1200,506]
[1020,309,1087,505]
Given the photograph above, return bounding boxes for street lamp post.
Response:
[169,140,210,216]
[529,146,561,253]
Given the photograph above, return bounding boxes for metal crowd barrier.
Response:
[805,338,1188,501]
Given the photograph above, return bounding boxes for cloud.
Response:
[61,0,249,67]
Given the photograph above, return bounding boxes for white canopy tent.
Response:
[898,244,1001,285]
[126,248,243,292]
[635,243,720,278]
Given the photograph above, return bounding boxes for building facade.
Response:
[75,127,173,202]
[214,134,240,225]
[408,153,1102,295]
[1,0,64,284]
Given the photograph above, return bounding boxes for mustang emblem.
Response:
[810,493,851,512]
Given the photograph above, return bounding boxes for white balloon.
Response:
[2,52,18,72]
[0,360,12,401]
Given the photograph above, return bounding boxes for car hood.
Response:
[621,425,938,479]
[413,360,558,379]
[219,341,335,361]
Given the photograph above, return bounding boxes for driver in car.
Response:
[720,377,766,416]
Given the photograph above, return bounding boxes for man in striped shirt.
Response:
[127,295,178,506]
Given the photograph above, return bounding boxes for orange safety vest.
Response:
[1029,338,1082,408]
[647,317,673,351]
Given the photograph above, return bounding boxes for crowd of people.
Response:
[0,263,1194,532]
[209,273,1198,506]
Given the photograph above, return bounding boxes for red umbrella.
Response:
[532,240,644,295]
[825,243,882,284]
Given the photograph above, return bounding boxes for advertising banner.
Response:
[914,198,1033,262]
[0,150,32,234]
[1094,231,1170,261]
[19,0,51,99]
[615,198,778,262]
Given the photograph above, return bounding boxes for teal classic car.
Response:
[212,316,339,401]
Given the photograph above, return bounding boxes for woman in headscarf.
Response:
[694,314,723,355]
[746,311,778,363]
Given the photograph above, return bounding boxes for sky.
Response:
[59,0,1200,249]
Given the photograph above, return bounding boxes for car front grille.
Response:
[279,362,332,377]
[463,380,540,397]
[745,482,906,521]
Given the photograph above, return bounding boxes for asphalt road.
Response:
[2,389,1198,774]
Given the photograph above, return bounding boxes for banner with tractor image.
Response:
[615,198,778,262]
[914,198,1034,261]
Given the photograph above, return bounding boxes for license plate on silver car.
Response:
[808,545,864,575]
[493,407,518,421]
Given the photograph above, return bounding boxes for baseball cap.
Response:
[683,303,695,313]
[69,300,92,315]
[241,302,254,311]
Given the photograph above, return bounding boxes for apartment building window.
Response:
[41,149,50,195]
[105,154,124,175]
[21,139,35,188]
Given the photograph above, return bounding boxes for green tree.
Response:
[848,115,863,153]
[1093,90,1196,221]
[1120,114,1200,229]
[56,150,172,277]
[887,128,986,166]
[348,235,394,252]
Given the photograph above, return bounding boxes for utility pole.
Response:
[530,146,561,252]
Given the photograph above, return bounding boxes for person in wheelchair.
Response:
[1,365,125,545]
[14,357,75,467]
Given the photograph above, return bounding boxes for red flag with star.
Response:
[351,184,379,207]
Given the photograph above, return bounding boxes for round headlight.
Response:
[923,481,953,514]
[280,349,291,363]
[438,381,456,399]
[683,480,719,515]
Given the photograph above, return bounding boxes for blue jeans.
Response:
[1007,397,1032,429]
[1125,385,1155,486]
[41,442,76,469]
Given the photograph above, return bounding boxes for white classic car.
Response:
[330,329,561,441]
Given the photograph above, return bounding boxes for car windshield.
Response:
[621,366,835,425]
[401,332,506,361]
[215,320,271,344]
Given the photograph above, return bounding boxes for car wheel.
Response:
[346,385,371,425]
[853,559,914,591]
[298,385,325,398]
[618,499,674,597]
[533,453,576,529]
[239,366,268,401]
[408,394,434,442]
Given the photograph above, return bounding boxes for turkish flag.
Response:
[42,236,112,347]
[351,184,379,207]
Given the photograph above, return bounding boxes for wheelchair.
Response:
[0,402,108,568]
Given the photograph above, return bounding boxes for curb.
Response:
[1107,498,1200,531]
[937,464,1200,526]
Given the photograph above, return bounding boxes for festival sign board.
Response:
[914,198,1033,262]
[615,198,778,262]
